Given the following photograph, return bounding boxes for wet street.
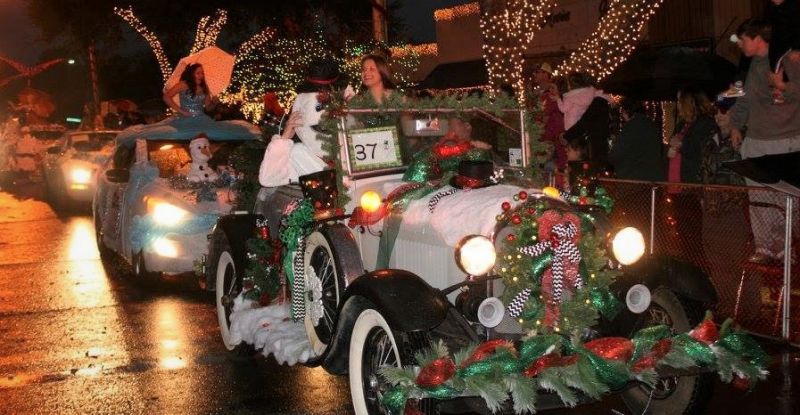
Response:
[0,182,797,415]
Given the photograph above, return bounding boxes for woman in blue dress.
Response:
[116,63,261,145]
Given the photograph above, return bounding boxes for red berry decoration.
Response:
[501,201,512,212]
[506,234,516,242]
[579,196,588,205]
[527,207,536,215]
[518,191,528,200]
[511,214,522,225]
[732,374,751,391]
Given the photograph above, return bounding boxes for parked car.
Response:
[207,109,720,414]
[93,134,254,283]
[41,130,119,209]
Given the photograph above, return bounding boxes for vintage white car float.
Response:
[206,108,762,415]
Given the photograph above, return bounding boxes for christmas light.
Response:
[479,0,557,104]
[236,27,277,57]
[434,2,480,22]
[555,0,664,82]
[191,9,228,54]
[114,6,172,82]
[389,43,438,59]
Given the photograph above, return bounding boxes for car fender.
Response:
[322,270,450,375]
[615,255,718,304]
[206,213,262,288]
[603,255,717,336]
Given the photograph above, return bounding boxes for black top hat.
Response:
[450,159,497,189]
[296,59,342,93]
[299,169,340,218]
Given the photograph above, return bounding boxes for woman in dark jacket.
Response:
[563,92,612,166]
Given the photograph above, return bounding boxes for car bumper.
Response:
[64,184,95,203]
[142,231,208,274]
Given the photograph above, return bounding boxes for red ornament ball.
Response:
[518,191,528,200]
[579,196,588,205]
[314,201,323,209]
[501,201,512,212]
[506,234,516,242]
[527,207,536,215]
[511,215,522,225]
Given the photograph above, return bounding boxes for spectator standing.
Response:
[562,77,612,165]
[730,19,800,263]
[556,72,599,130]
[531,63,566,170]
[609,99,664,181]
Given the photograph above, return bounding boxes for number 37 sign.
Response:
[347,126,403,172]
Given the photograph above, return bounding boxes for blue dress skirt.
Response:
[116,91,261,147]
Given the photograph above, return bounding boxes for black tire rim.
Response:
[362,326,397,414]
[637,301,679,399]
[222,259,238,327]
[309,245,338,343]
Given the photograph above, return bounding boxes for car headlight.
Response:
[611,227,646,265]
[455,235,496,276]
[148,200,188,226]
[152,237,180,258]
[70,168,92,185]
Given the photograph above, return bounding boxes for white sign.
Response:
[348,127,402,172]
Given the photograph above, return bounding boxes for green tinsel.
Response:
[279,200,315,285]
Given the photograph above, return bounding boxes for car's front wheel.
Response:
[213,233,242,351]
[621,288,713,414]
[132,250,160,287]
[349,307,402,415]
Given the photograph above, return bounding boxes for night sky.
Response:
[393,0,473,43]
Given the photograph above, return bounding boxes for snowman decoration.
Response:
[187,134,218,182]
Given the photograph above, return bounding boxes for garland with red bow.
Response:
[380,314,768,414]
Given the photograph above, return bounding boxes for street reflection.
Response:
[64,218,112,309]
[153,300,187,370]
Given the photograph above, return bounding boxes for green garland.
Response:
[242,235,281,304]
[381,317,768,413]
[228,139,267,211]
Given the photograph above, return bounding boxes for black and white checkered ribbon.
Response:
[428,188,459,213]
[291,236,306,321]
[518,221,583,303]
[507,288,532,318]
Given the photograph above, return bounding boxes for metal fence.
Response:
[599,179,799,344]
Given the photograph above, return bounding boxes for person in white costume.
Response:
[259,60,340,186]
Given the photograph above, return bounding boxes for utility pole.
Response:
[371,0,388,42]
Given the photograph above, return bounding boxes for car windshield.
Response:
[70,132,117,152]
[344,110,526,175]
[146,140,246,178]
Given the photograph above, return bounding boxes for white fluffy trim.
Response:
[259,136,294,187]
[228,296,311,366]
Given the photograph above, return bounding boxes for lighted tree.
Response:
[555,0,665,82]
[479,0,558,104]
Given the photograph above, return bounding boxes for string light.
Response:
[555,0,664,82]
[389,43,438,59]
[114,6,173,83]
[434,2,481,22]
[479,0,557,104]
[191,9,228,54]
[236,27,277,57]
